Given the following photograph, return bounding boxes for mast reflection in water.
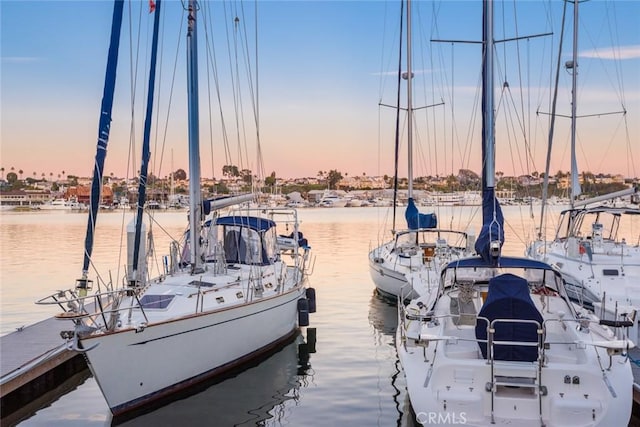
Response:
[368,293,418,427]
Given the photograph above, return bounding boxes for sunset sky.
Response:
[2,0,639,181]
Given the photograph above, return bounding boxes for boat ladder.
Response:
[485,318,546,427]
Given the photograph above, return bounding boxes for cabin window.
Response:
[221,225,272,265]
[189,280,216,287]
[216,297,225,303]
[262,228,277,262]
[138,295,175,309]
[603,269,619,276]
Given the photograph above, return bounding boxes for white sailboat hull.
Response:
[368,242,421,301]
[82,286,305,414]
[369,230,471,302]
[529,240,640,308]
[397,279,634,426]
[398,328,632,426]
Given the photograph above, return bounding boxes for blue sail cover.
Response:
[131,0,162,280]
[82,0,124,275]
[474,188,504,264]
[405,198,437,230]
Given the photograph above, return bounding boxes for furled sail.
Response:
[405,197,437,230]
[81,0,124,284]
[474,188,504,264]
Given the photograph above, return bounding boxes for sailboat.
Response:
[37,0,314,416]
[397,1,634,425]
[526,0,640,338]
[368,0,474,303]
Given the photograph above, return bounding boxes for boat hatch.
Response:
[189,280,216,287]
[138,295,175,309]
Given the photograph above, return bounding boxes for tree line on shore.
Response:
[0,165,633,201]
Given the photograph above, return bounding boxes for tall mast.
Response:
[131,0,162,285]
[475,0,504,264]
[569,0,581,207]
[406,0,413,197]
[187,0,204,274]
[482,0,495,193]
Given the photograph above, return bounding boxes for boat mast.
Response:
[474,0,504,264]
[187,0,204,274]
[569,0,581,208]
[482,0,495,194]
[406,0,413,198]
[131,0,162,285]
[78,0,124,295]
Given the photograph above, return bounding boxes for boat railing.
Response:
[36,287,149,331]
[400,307,634,360]
[395,228,470,249]
[542,317,634,356]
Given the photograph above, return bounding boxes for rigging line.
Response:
[152,3,166,184]
[414,5,431,178]
[432,5,468,177]
[227,3,248,172]
[596,2,636,178]
[510,0,528,148]
[500,82,535,238]
[605,0,627,109]
[253,1,265,183]
[445,42,450,178]
[156,7,185,183]
[467,70,483,178]
[233,8,253,175]
[428,6,444,177]
[127,1,143,195]
[375,0,396,242]
[237,0,263,181]
[391,0,404,234]
[201,2,227,178]
[622,115,638,179]
[594,118,627,174]
[377,0,395,108]
[232,14,245,171]
[499,72,532,176]
[579,2,624,109]
[221,0,239,167]
[503,88,526,186]
[538,0,568,240]
[155,6,189,194]
[116,1,143,288]
[412,4,433,180]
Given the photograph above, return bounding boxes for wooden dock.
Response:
[0,316,87,419]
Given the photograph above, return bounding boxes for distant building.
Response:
[65,185,113,205]
[0,189,51,206]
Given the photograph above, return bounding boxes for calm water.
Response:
[0,205,601,426]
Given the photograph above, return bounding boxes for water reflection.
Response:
[112,331,315,426]
[368,293,417,427]
[2,370,92,427]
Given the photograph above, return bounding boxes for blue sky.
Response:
[2,0,639,181]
